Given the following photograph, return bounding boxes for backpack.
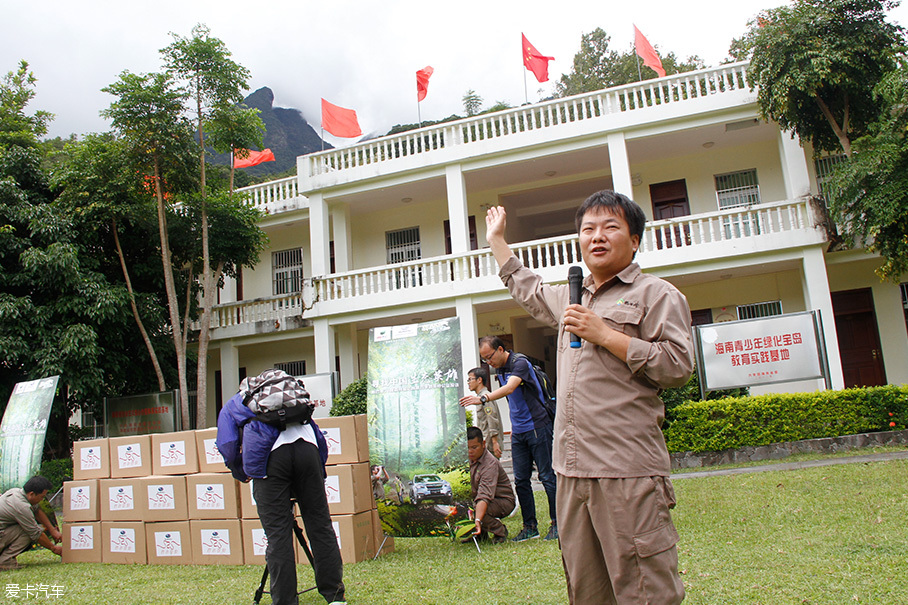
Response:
[511,353,556,422]
[239,369,314,431]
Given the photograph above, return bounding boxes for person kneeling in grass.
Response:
[468,426,515,543]
[0,476,62,570]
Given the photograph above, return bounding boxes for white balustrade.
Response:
[235,176,301,211]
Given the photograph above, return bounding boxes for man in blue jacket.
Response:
[217,371,345,605]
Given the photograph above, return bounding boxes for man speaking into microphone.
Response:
[485,190,694,605]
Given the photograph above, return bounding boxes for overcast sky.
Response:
[6,0,908,145]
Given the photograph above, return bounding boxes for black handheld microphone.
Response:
[568,266,584,349]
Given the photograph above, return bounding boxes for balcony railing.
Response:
[235,176,303,213]
[203,198,821,334]
[305,62,750,181]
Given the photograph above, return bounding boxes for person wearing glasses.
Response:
[461,366,503,458]
[460,336,558,543]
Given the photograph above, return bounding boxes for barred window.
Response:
[386,227,421,264]
[814,154,846,199]
[273,248,303,295]
[81,410,105,439]
[275,360,306,377]
[715,169,761,210]
[901,283,908,332]
[737,300,783,320]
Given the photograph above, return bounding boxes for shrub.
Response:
[39,458,73,494]
[330,377,367,416]
[664,385,908,453]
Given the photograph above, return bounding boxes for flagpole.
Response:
[635,54,642,82]
[417,100,422,130]
[321,127,325,152]
[523,69,529,105]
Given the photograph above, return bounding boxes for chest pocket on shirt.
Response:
[601,304,643,337]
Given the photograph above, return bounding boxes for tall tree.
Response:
[555,28,703,97]
[827,64,908,281]
[162,24,263,426]
[731,0,905,156]
[462,90,482,117]
[101,70,199,427]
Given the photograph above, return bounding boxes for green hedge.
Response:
[663,385,908,453]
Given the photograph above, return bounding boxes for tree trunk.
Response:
[153,159,190,428]
[815,94,852,157]
[112,217,166,392]
[195,260,224,428]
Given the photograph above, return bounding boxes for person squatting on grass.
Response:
[485,190,695,604]
[467,426,515,543]
[0,476,62,570]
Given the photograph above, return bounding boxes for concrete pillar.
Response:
[871,282,908,385]
[220,340,239,404]
[330,203,352,273]
[220,275,237,304]
[607,132,633,197]
[778,131,812,199]
[446,164,470,254]
[456,297,479,380]
[337,323,359,387]
[314,318,336,375]
[801,247,844,389]
[309,192,330,276]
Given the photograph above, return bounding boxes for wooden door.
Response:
[650,180,691,249]
[832,289,886,387]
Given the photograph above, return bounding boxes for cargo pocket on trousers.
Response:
[633,522,679,558]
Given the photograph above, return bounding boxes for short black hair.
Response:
[479,335,506,352]
[575,189,646,240]
[467,426,484,442]
[23,476,52,495]
[468,366,489,388]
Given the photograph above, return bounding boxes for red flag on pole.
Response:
[321,98,362,138]
[522,33,555,83]
[633,25,666,78]
[416,66,434,102]
[233,148,275,168]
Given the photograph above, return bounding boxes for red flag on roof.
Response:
[321,98,362,138]
[634,25,666,78]
[522,33,554,83]
[416,66,434,102]
[233,148,275,168]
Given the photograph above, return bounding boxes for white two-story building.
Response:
[200,61,908,428]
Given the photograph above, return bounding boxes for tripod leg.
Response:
[253,566,268,604]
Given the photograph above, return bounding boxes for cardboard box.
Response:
[187,473,240,519]
[195,428,228,473]
[241,518,284,566]
[331,512,375,564]
[101,521,147,564]
[109,435,152,478]
[325,463,373,515]
[100,478,143,521]
[63,480,99,523]
[239,481,258,519]
[190,519,243,565]
[138,476,188,522]
[146,521,192,565]
[62,522,101,563]
[316,415,369,465]
[151,431,199,475]
[72,439,110,480]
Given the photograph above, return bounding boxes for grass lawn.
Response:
[10,456,908,604]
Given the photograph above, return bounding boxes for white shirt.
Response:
[270,422,319,451]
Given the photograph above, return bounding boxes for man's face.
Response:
[579,207,639,285]
[467,373,481,393]
[479,343,504,369]
[26,490,48,506]
[467,437,485,463]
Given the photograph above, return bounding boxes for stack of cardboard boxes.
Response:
[61,414,392,565]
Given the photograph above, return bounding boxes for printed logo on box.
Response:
[108,486,134,510]
[322,428,342,456]
[204,438,221,464]
[324,475,341,504]
[147,484,176,510]
[118,444,143,469]
[160,441,186,467]
[70,486,91,511]
[196,484,225,510]
[251,528,268,556]
[110,528,136,553]
[154,531,183,557]
[80,447,102,471]
[71,526,94,550]
[200,529,231,556]
[331,520,342,550]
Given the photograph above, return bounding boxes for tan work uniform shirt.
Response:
[0,488,43,541]
[470,448,515,506]
[500,257,694,478]
[472,386,502,446]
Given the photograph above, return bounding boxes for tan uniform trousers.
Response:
[557,474,685,605]
[0,523,33,567]
[478,497,515,539]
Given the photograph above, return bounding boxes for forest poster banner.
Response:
[0,376,59,492]
[367,317,468,537]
